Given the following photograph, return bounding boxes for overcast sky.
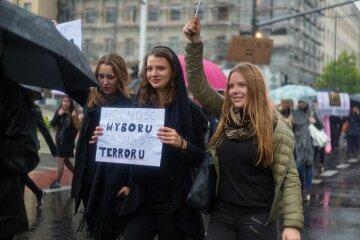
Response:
[356,2,360,10]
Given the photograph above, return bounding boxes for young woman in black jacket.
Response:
[49,95,80,188]
[70,53,134,239]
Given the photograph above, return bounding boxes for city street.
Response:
[16,132,360,240]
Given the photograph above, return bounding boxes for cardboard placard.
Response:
[227,36,273,65]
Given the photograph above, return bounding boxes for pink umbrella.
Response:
[177,55,228,91]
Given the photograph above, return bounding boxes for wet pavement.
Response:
[15,131,360,240]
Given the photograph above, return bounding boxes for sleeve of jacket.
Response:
[181,101,207,167]
[185,42,224,119]
[0,90,40,173]
[34,107,57,156]
[314,111,324,130]
[276,123,304,229]
[50,110,60,128]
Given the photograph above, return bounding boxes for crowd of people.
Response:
[4,14,359,240]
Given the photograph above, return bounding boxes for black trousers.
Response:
[123,207,186,240]
[205,204,279,240]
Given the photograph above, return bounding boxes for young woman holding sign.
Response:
[123,46,208,240]
[69,53,134,239]
[183,17,303,240]
[92,46,208,239]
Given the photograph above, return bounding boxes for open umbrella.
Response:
[0,1,98,92]
[270,84,317,101]
[177,55,227,91]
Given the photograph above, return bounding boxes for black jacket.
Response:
[50,110,78,154]
[0,84,40,238]
[70,90,134,214]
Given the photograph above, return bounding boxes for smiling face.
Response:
[146,56,172,93]
[97,64,117,95]
[228,71,247,109]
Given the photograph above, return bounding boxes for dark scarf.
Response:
[224,106,256,141]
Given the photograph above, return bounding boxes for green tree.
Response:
[316,51,360,94]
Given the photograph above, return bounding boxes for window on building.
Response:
[105,38,114,53]
[169,37,179,53]
[85,8,96,23]
[106,7,116,23]
[84,39,92,50]
[24,2,31,11]
[126,6,137,22]
[216,36,226,60]
[217,7,228,21]
[148,6,159,21]
[125,38,135,56]
[146,37,158,52]
[170,5,181,21]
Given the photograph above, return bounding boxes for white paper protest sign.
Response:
[96,107,165,167]
[56,19,82,50]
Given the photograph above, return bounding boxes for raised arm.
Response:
[183,17,224,118]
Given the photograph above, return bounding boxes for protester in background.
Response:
[310,102,326,174]
[0,77,40,240]
[183,17,303,240]
[346,105,360,157]
[49,95,80,188]
[293,97,323,202]
[279,99,293,119]
[70,53,134,239]
[21,87,57,208]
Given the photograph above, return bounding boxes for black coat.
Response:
[70,90,134,214]
[0,84,40,238]
[130,100,208,238]
[50,110,78,156]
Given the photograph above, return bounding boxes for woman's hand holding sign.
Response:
[157,127,187,151]
[89,126,103,144]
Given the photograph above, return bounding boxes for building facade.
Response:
[319,0,360,72]
[12,0,359,87]
[7,0,57,20]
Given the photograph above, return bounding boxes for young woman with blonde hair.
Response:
[183,17,303,240]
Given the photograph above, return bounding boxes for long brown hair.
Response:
[209,63,276,167]
[87,53,131,108]
[137,47,177,106]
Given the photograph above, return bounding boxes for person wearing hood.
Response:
[292,97,323,202]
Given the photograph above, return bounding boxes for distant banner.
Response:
[56,19,82,50]
[96,108,165,167]
[317,92,350,116]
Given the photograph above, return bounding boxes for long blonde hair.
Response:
[209,63,275,167]
[87,53,131,108]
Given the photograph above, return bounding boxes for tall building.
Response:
[319,0,360,72]
[57,0,360,86]
[7,0,57,19]
[57,0,241,67]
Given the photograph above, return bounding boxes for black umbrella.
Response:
[0,0,98,92]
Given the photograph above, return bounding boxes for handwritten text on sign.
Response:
[96,108,165,167]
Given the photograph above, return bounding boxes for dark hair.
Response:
[137,47,177,106]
